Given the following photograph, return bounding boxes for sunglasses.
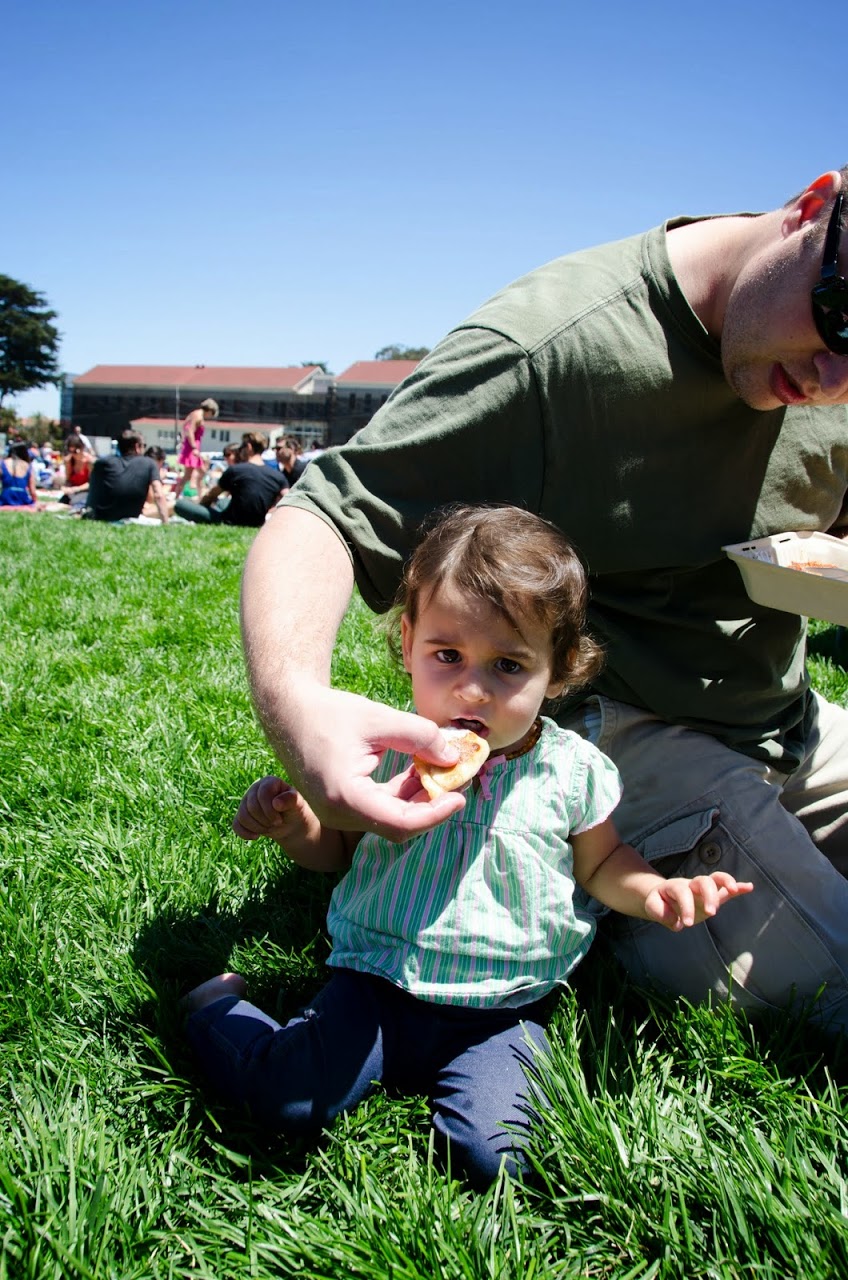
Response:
[812,192,848,356]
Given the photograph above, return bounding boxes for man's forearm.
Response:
[240,505,354,769]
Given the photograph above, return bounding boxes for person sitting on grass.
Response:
[0,442,42,512]
[183,504,753,1189]
[141,447,177,520]
[84,431,170,523]
[174,432,287,527]
[273,435,308,486]
[214,443,240,481]
[58,438,93,511]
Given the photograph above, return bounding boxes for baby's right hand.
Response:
[232,776,312,844]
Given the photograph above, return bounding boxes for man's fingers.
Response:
[343,776,466,842]
[380,712,461,767]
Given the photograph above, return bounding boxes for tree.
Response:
[0,274,61,405]
[24,413,59,446]
[374,344,430,362]
[301,360,331,374]
[0,405,18,435]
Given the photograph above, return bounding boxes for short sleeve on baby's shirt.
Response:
[566,739,623,835]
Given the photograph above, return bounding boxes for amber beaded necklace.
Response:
[500,716,543,762]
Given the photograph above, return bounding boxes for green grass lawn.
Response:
[2,517,848,1279]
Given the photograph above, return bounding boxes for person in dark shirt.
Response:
[84,432,169,523]
[274,436,309,485]
[175,432,287,527]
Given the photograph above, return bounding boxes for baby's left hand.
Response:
[645,871,754,932]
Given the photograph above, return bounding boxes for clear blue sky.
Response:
[6,0,846,419]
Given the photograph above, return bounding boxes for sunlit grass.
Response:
[2,518,847,1278]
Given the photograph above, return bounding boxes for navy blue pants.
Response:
[186,968,552,1187]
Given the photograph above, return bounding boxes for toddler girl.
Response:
[184,505,752,1187]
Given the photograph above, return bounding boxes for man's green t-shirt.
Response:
[286,220,848,769]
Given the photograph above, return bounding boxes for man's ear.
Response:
[400,613,413,673]
[783,170,841,235]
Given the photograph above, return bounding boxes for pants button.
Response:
[699,840,721,866]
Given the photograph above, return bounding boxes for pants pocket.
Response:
[603,803,835,1017]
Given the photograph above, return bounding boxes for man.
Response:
[175,431,287,526]
[273,436,308,486]
[239,167,848,1033]
[84,430,169,523]
[65,423,94,455]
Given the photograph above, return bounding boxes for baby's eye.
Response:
[495,658,522,674]
[435,648,461,664]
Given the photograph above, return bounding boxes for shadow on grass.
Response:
[134,863,335,1010]
[129,867,340,1174]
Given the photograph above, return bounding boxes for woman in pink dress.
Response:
[174,398,219,498]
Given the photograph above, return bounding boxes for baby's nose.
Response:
[456,673,489,702]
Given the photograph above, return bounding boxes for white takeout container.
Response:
[723,531,848,624]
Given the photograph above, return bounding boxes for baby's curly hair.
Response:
[387,504,604,695]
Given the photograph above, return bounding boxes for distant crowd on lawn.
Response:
[0,417,324,526]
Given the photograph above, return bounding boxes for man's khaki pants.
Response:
[561,693,848,1033]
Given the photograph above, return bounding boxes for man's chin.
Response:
[722,360,780,412]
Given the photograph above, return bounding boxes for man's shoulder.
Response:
[454,229,655,353]
[123,454,157,474]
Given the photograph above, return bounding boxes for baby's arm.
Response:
[573,817,753,932]
[233,775,359,871]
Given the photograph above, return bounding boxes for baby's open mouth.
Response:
[452,717,488,736]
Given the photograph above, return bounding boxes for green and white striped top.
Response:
[327,717,622,1008]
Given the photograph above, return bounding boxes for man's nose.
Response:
[813,351,848,400]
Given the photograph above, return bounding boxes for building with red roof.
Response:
[67,358,422,447]
[330,360,420,441]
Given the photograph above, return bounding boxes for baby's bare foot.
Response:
[181,972,247,1014]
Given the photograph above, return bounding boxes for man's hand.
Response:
[241,508,464,842]
[280,685,466,842]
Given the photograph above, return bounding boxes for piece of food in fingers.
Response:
[414,727,490,800]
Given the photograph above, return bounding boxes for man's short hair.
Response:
[241,431,268,454]
[117,430,144,457]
